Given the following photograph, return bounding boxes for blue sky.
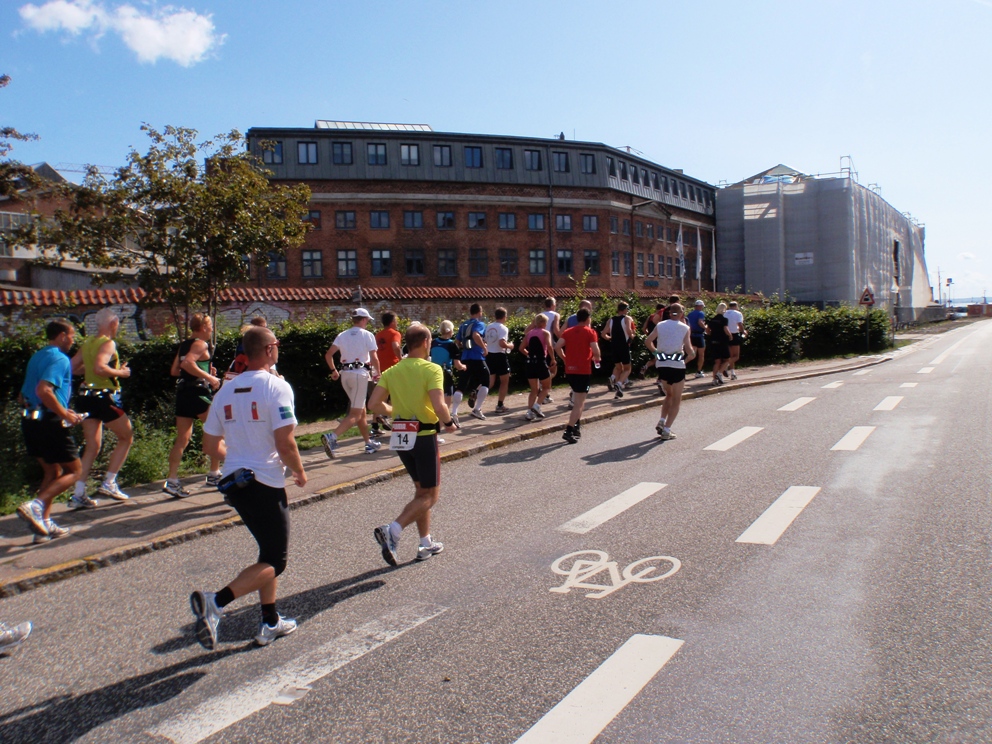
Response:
[4,0,990,301]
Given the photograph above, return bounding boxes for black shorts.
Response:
[229,481,290,576]
[21,417,79,464]
[567,374,591,393]
[709,344,730,361]
[526,362,550,381]
[729,333,743,347]
[457,359,490,393]
[656,367,687,385]
[175,384,213,419]
[397,433,441,489]
[690,335,706,349]
[611,343,632,365]
[76,390,125,423]
[442,368,455,397]
[487,352,510,377]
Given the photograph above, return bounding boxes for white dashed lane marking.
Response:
[830,426,876,451]
[918,367,935,374]
[777,397,816,412]
[736,486,822,545]
[822,381,844,389]
[873,396,904,411]
[703,426,764,451]
[900,382,918,388]
[557,483,667,534]
[852,369,871,376]
[930,337,968,365]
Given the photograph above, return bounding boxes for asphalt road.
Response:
[1,321,989,744]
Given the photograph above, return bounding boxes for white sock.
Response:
[420,534,433,548]
[474,386,489,410]
[389,521,402,540]
[73,480,86,498]
[450,391,463,415]
[104,472,117,485]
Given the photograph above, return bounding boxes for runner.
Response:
[429,320,464,409]
[484,307,514,414]
[372,312,402,438]
[451,303,489,422]
[369,323,456,565]
[225,317,277,381]
[72,307,133,504]
[164,314,224,498]
[726,301,746,380]
[687,299,708,378]
[600,301,635,398]
[539,297,561,404]
[706,302,733,385]
[191,325,306,649]
[16,320,82,541]
[321,308,382,457]
[565,299,593,330]
[641,302,668,395]
[522,314,553,420]
[645,303,696,440]
[555,308,601,444]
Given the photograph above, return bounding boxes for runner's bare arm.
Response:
[180,339,220,388]
[368,385,391,417]
[591,341,602,364]
[95,339,129,379]
[274,424,307,487]
[428,388,455,431]
[36,380,81,424]
[325,344,341,380]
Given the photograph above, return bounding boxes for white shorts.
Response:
[341,370,370,409]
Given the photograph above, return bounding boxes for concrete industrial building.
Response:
[716,164,937,321]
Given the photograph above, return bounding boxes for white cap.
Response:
[352,308,373,319]
[694,300,705,306]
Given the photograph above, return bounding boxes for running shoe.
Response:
[494,403,509,415]
[374,414,393,431]
[562,427,578,444]
[69,494,99,509]
[660,428,677,441]
[450,414,460,428]
[205,472,222,489]
[730,371,738,380]
[623,381,634,390]
[321,432,338,459]
[723,370,730,379]
[0,621,32,651]
[614,387,624,399]
[712,376,723,386]
[656,421,667,437]
[32,534,51,545]
[694,371,705,379]
[44,519,69,539]
[532,404,545,419]
[16,500,48,537]
[365,440,382,454]
[573,423,582,439]
[416,541,444,561]
[97,481,130,501]
[469,409,486,421]
[374,525,399,566]
[542,395,553,405]
[607,377,616,392]
[255,615,297,646]
[164,480,191,498]
[190,590,224,650]
[525,409,535,421]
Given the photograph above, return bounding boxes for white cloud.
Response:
[19,1,224,67]
[958,252,977,260]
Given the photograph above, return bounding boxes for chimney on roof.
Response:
[559,132,565,140]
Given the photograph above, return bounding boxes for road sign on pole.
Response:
[859,288,875,306]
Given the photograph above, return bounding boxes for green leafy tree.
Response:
[0,74,41,198]
[33,125,312,334]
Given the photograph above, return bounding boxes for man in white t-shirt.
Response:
[645,303,696,441]
[725,301,746,381]
[321,308,382,457]
[539,297,560,404]
[191,325,307,649]
[484,307,514,414]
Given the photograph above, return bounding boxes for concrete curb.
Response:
[0,354,888,598]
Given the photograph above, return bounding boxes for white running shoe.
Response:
[97,481,130,501]
[694,371,705,379]
[164,480,191,498]
[532,404,545,419]
[0,621,32,650]
[469,409,486,421]
[255,615,297,646]
[730,371,738,380]
[44,519,69,539]
[374,524,399,566]
[190,590,224,650]
[416,541,445,561]
[365,440,382,454]
[69,494,99,509]
[525,409,535,421]
[16,500,48,537]
[660,428,676,441]
[321,432,338,459]
[542,395,553,405]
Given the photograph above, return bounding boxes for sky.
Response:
[3,0,991,302]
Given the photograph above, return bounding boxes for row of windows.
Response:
[603,156,713,207]
[606,251,696,278]
[309,209,602,232]
[262,140,597,174]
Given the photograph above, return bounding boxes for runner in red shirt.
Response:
[554,308,602,444]
[372,312,403,438]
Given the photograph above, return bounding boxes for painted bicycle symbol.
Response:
[549,550,681,599]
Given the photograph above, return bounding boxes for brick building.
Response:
[244,122,717,297]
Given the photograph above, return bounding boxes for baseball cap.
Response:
[694,300,705,307]
[352,308,373,319]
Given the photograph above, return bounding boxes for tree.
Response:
[34,125,312,335]
[0,74,41,198]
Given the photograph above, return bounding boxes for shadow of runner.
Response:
[478,442,562,466]
[580,438,664,465]
[0,647,246,743]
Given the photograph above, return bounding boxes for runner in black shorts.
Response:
[646,304,696,441]
[522,314,553,420]
[556,308,601,443]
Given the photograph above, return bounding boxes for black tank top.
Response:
[178,338,213,384]
[610,316,628,347]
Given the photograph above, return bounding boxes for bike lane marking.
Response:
[777,397,816,412]
[557,482,667,534]
[822,381,844,389]
[852,369,871,376]
[830,426,875,451]
[873,396,904,411]
[549,550,681,599]
[149,604,446,744]
[513,633,684,744]
[900,382,918,388]
[930,336,968,365]
[704,426,764,451]
[917,367,935,374]
[736,486,822,545]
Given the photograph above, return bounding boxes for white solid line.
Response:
[852,369,871,376]
[900,382,918,388]
[513,634,684,744]
[873,396,904,411]
[704,426,764,451]
[558,483,667,534]
[777,397,816,412]
[918,367,934,374]
[830,426,876,451]
[930,337,968,365]
[151,604,446,744]
[736,486,822,545]
[822,381,844,389]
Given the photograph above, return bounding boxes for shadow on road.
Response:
[581,437,664,465]
[478,442,563,466]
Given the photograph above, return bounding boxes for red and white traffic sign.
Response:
[859,288,875,306]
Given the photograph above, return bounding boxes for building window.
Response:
[498,212,516,230]
[400,144,420,166]
[610,216,618,234]
[495,147,513,169]
[652,172,660,190]
[662,176,670,193]
[302,250,323,278]
[433,145,452,167]
[467,212,487,229]
[607,156,616,176]
[584,250,600,275]
[528,213,545,230]
[635,222,643,237]
[657,225,664,242]
[499,249,518,275]
[305,210,321,230]
[680,181,688,198]
[298,142,317,164]
[647,254,655,276]
[630,167,639,185]
[667,256,674,276]
[583,215,598,232]
[336,211,356,229]
[438,249,457,276]
[266,251,287,279]
[470,248,488,276]
[553,151,570,172]
[371,249,392,277]
[642,169,649,186]
[646,224,654,239]
[403,210,423,229]
[556,214,572,232]
[580,153,596,174]
[337,249,357,278]
[622,219,630,236]
[557,249,573,275]
[637,253,644,277]
[370,210,390,229]
[437,211,455,229]
[529,249,546,275]
[367,143,387,165]
[464,146,483,168]
[332,142,352,165]
[696,187,704,203]
[623,252,632,276]
[611,251,620,275]
[262,141,283,164]
[524,149,542,171]
[619,161,628,180]
[406,249,425,276]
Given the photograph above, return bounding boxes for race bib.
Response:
[389,421,420,451]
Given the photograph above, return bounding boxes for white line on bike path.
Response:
[513,634,684,744]
[822,381,844,389]
[558,483,667,534]
[873,396,904,411]
[852,369,871,376]
[777,397,816,412]
[736,486,822,545]
[918,367,934,374]
[930,336,968,365]
[900,382,918,388]
[830,427,876,451]
[704,427,764,451]
[150,604,446,744]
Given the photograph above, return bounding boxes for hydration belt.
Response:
[656,352,686,362]
[79,387,118,396]
[394,418,439,432]
[177,377,211,390]
[341,362,370,370]
[21,407,58,421]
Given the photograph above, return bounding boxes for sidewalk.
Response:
[0,353,895,597]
